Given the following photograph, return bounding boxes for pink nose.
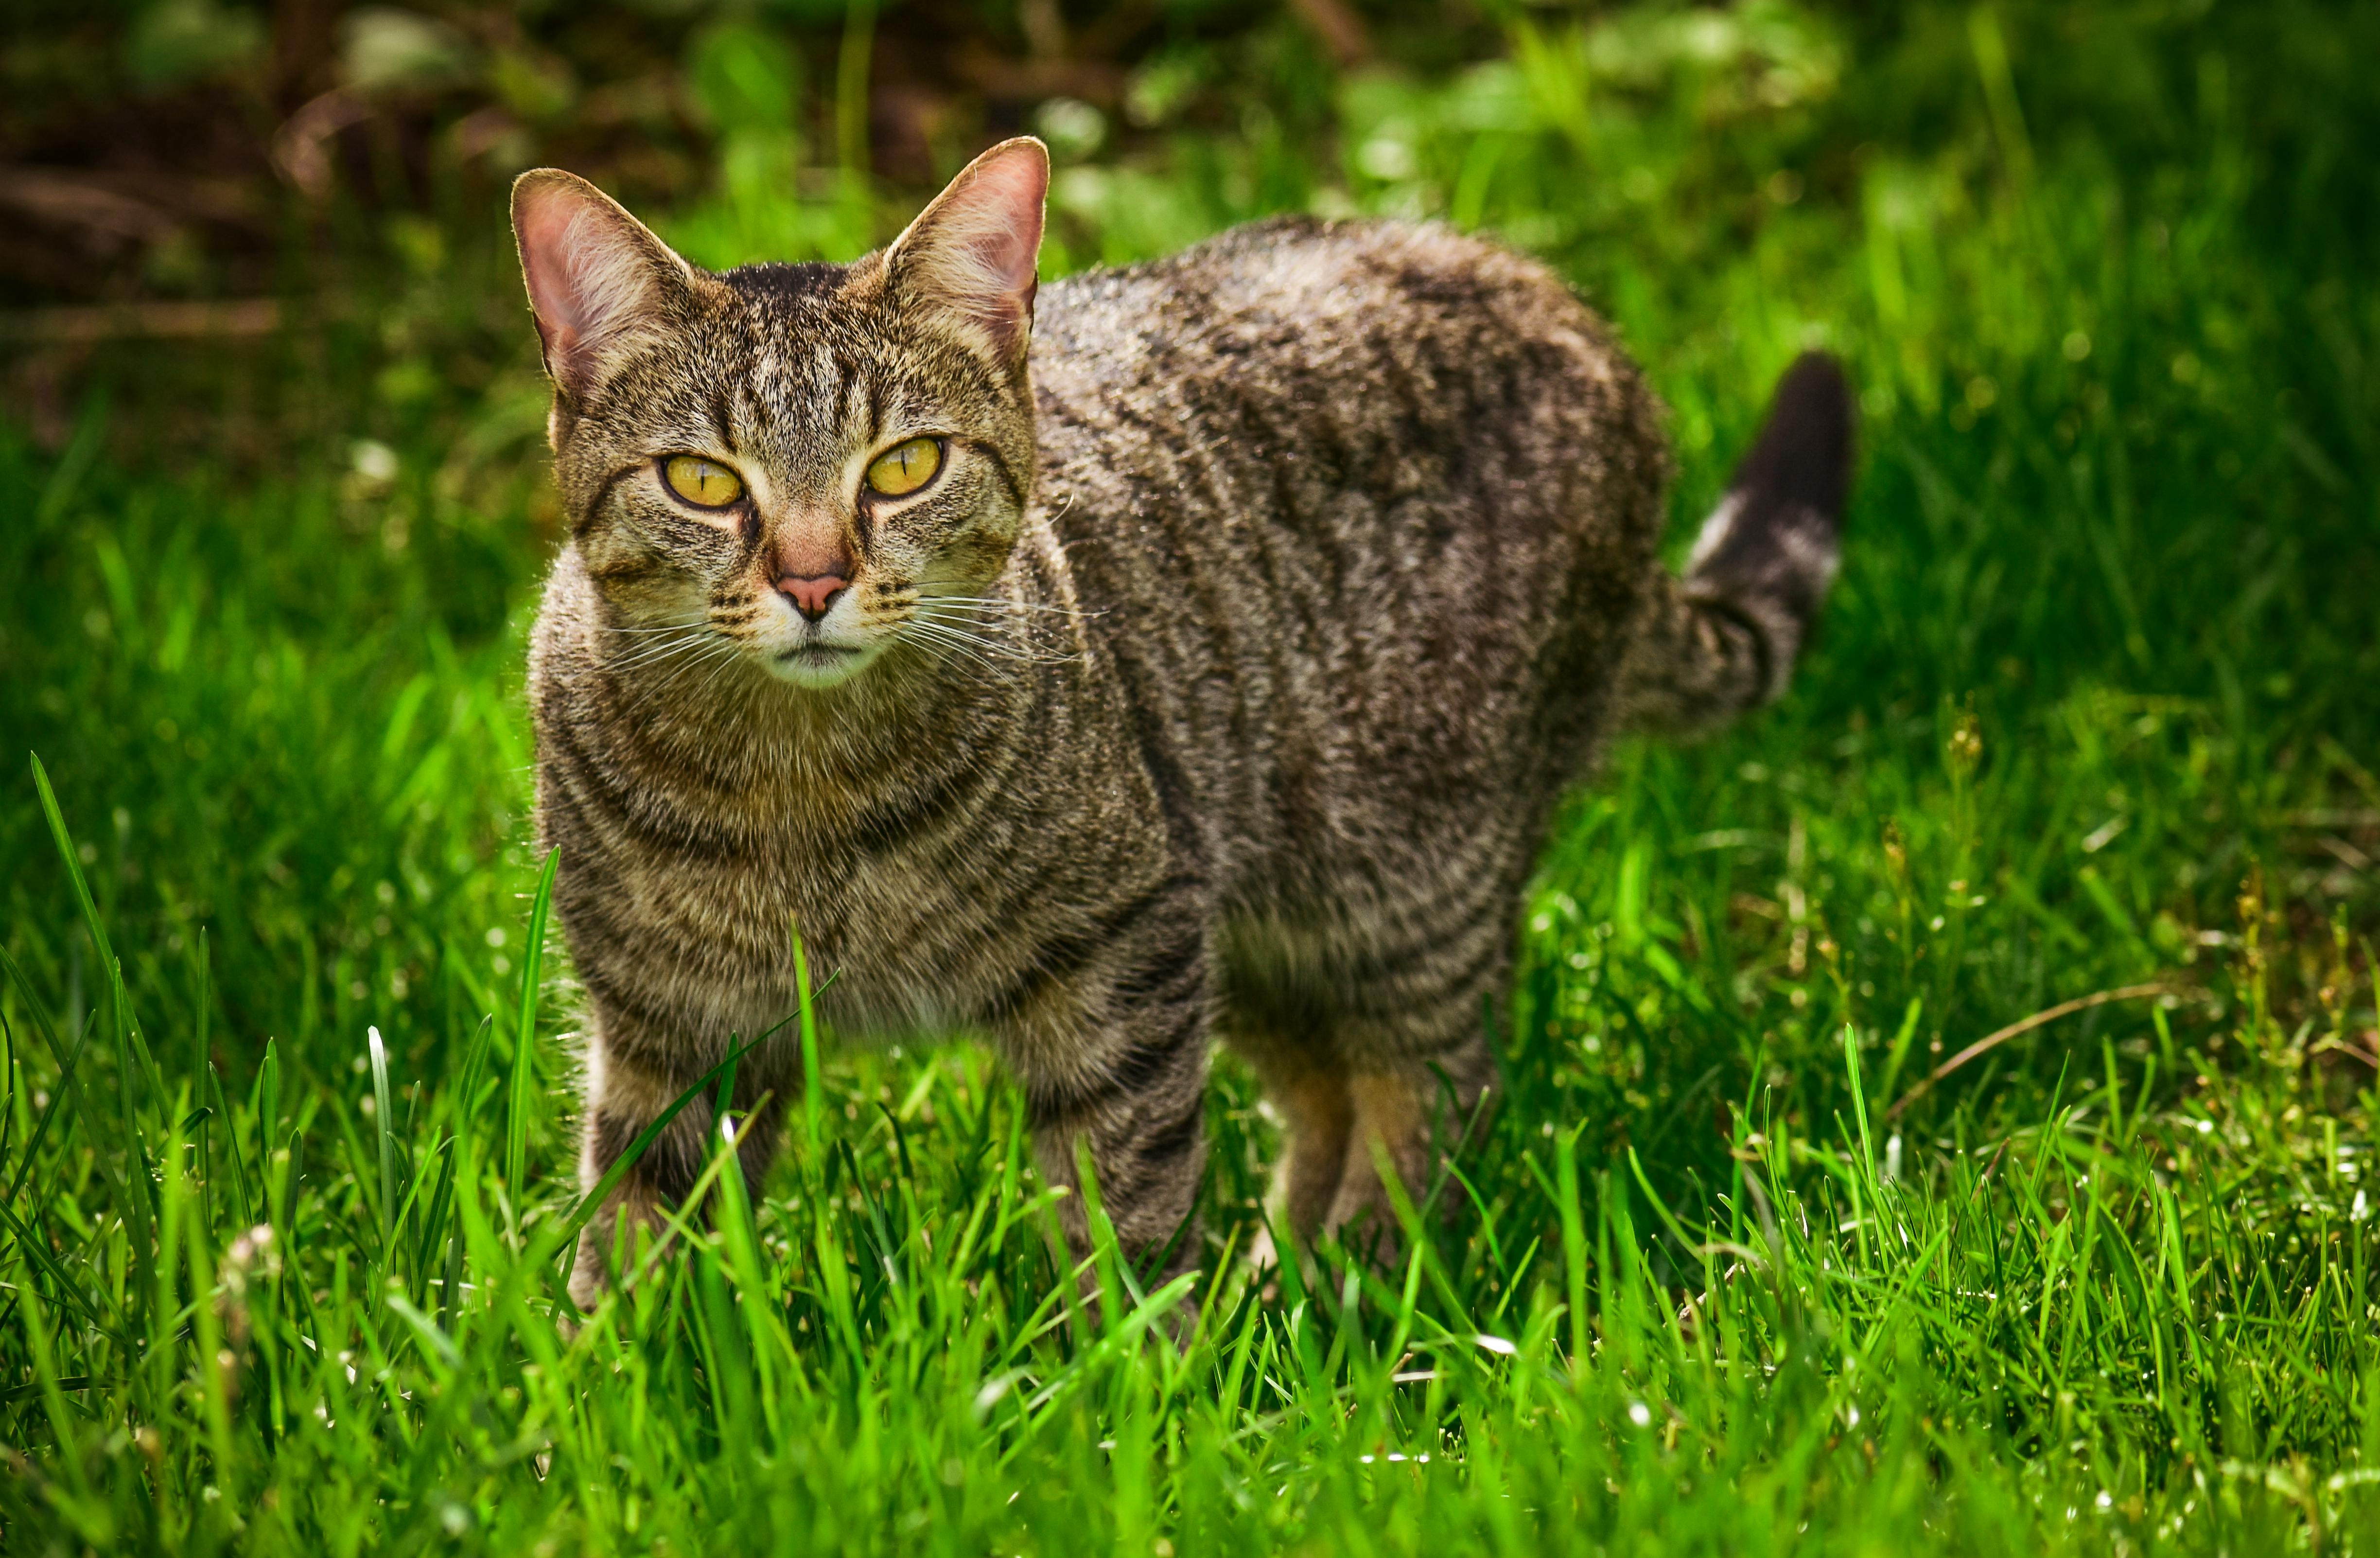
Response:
[778,573,849,622]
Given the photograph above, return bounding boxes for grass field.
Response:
[4,1,2380,1552]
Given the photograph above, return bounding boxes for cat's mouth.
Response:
[769,639,876,690]
[756,585,885,689]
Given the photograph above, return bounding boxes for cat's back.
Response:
[1027,216,1672,895]
[1035,214,1630,406]
[1031,213,1664,575]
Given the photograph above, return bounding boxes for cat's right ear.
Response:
[882,137,1050,372]
[511,170,699,403]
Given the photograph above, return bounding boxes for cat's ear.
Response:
[512,170,700,401]
[882,137,1049,370]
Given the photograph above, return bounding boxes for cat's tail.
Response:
[1615,351,1853,735]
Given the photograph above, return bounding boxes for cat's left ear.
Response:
[882,137,1049,371]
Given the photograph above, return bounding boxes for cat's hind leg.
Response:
[1312,926,1509,1259]
[1225,1034,1354,1263]
[1321,1049,1496,1256]
[1216,921,1360,1260]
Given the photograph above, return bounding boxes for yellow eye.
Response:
[662,455,744,508]
[864,437,943,497]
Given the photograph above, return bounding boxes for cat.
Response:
[511,137,1850,1309]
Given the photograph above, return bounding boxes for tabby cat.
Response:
[511,138,1851,1307]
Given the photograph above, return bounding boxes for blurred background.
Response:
[9,0,2370,476]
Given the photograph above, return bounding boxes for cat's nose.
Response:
[777,572,850,622]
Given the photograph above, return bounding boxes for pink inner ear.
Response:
[902,142,1049,341]
[514,177,684,396]
[957,151,1048,301]
[516,190,597,362]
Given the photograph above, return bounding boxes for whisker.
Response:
[909,602,1083,666]
[607,631,726,675]
[907,602,1015,637]
[905,613,1029,660]
[691,648,751,705]
[913,592,1104,620]
[598,607,715,635]
[897,618,1015,677]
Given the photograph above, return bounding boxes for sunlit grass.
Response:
[2,1,2377,1551]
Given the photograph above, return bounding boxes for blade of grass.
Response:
[505,848,560,1200]
[370,1024,398,1261]
[793,912,822,1153]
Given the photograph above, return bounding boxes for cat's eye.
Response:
[662,455,744,508]
[864,438,943,498]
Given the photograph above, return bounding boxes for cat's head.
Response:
[512,139,1048,690]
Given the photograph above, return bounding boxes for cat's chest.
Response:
[554,780,1042,1046]
[773,843,1008,1027]
[539,634,1172,1046]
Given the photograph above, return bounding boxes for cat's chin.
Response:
[765,642,882,690]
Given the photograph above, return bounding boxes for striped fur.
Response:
[513,143,1849,1306]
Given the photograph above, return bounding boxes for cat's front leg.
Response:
[568,1013,786,1310]
[998,922,1215,1293]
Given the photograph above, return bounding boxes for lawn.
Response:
[2,1,2378,1552]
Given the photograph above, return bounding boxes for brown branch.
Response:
[1288,0,1372,68]
[0,300,283,345]
[2310,1034,2380,1069]
[1884,983,2170,1120]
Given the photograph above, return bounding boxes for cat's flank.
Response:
[513,138,1851,1307]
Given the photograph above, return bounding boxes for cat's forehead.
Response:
[718,259,847,306]
[711,260,874,376]
[697,263,969,438]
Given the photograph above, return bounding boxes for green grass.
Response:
[4,2,2380,1551]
